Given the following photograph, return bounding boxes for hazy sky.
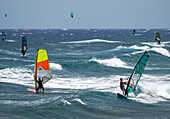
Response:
[0,0,170,29]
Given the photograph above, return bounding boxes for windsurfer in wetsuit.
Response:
[155,32,161,44]
[133,29,136,35]
[36,78,44,93]
[120,78,128,96]
[155,38,161,44]
[2,32,6,41]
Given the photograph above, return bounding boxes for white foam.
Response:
[1,57,18,61]
[96,74,170,104]
[44,74,170,104]
[0,96,61,106]
[133,93,165,104]
[142,31,148,33]
[148,47,170,57]
[45,75,122,91]
[130,44,170,57]
[101,46,128,53]
[62,28,67,31]
[0,67,128,104]
[145,67,170,70]
[129,45,150,50]
[114,45,149,52]
[72,98,87,105]
[0,63,62,86]
[128,74,170,104]
[134,34,142,36]
[50,63,62,70]
[1,49,21,56]
[45,43,58,47]
[61,39,120,44]
[131,50,144,55]
[5,39,16,42]
[164,41,170,44]
[1,66,170,104]
[118,44,170,58]
[1,57,33,62]
[142,42,165,47]
[0,67,34,87]
[61,99,71,105]
[115,46,128,50]
[89,58,132,69]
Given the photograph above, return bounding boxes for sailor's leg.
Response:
[123,88,126,95]
[36,87,39,93]
[42,87,44,93]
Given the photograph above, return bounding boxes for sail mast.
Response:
[34,50,38,89]
[21,37,24,56]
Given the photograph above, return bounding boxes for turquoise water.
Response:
[0,29,170,118]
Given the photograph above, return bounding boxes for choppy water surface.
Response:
[0,29,170,118]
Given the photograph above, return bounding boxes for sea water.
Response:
[0,29,170,118]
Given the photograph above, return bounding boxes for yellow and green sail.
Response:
[125,51,149,95]
[155,32,161,44]
[34,49,52,88]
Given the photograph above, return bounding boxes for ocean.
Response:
[0,29,170,119]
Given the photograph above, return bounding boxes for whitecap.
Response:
[129,45,150,50]
[62,28,67,31]
[61,39,120,44]
[5,39,16,42]
[50,63,62,70]
[89,58,132,69]
[61,99,71,105]
[148,47,170,57]
[72,98,87,105]
[134,34,142,36]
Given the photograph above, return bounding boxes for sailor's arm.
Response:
[123,81,128,85]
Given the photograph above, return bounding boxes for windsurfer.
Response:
[120,78,128,96]
[2,32,6,41]
[155,32,161,44]
[133,29,136,35]
[36,78,44,93]
[156,39,161,44]
[21,36,28,57]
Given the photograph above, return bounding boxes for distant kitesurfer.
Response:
[120,78,128,96]
[36,78,44,93]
